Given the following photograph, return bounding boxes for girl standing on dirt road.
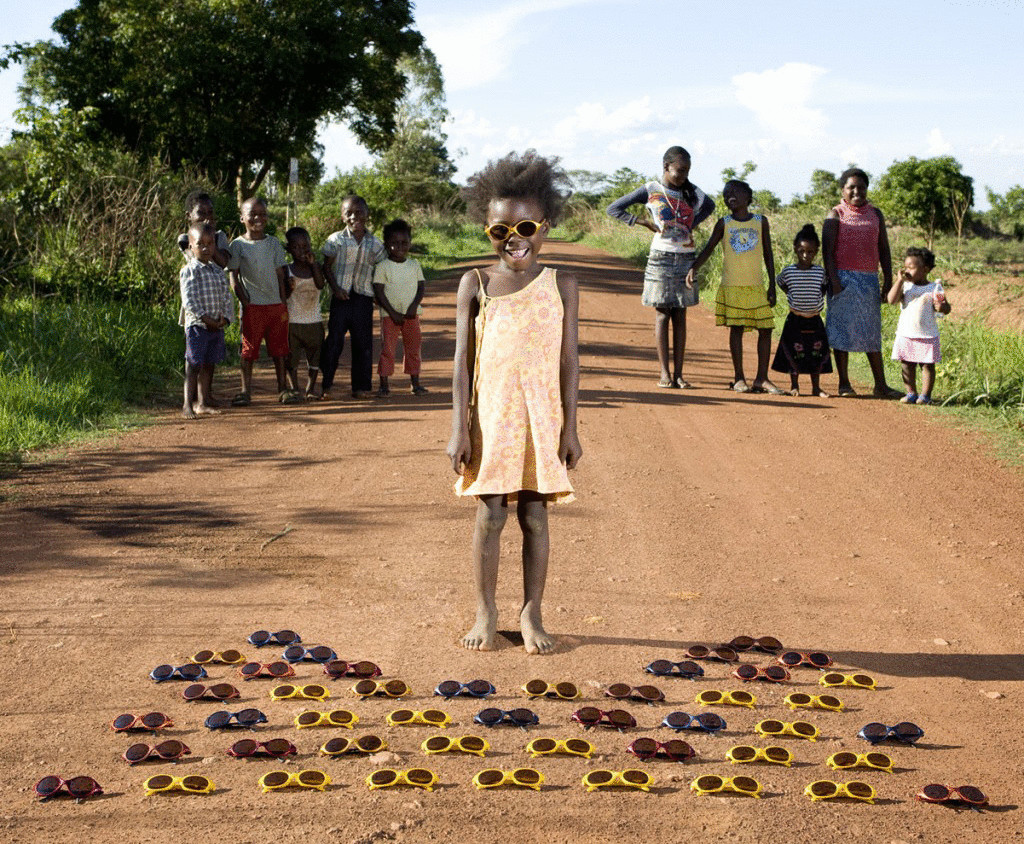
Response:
[447,151,582,655]
[606,146,716,389]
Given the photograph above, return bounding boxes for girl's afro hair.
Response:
[462,150,572,225]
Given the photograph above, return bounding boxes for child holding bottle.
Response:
[887,246,950,404]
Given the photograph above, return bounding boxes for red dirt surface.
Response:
[2,241,1022,843]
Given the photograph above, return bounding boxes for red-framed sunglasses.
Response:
[123,740,191,765]
[34,775,103,801]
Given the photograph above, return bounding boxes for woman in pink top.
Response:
[822,168,901,398]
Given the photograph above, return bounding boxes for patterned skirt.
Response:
[771,313,833,374]
[714,285,774,330]
[892,335,941,364]
[826,270,882,352]
[642,250,699,308]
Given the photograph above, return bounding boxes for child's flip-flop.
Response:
[730,380,750,393]
[279,390,303,404]
[231,392,251,407]
[754,383,786,396]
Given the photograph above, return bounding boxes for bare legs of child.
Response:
[183,363,219,419]
[462,491,555,654]
[654,307,689,388]
[240,356,290,399]
[900,361,935,403]
[789,372,829,398]
[729,327,781,393]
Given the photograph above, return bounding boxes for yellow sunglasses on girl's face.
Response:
[826,751,894,774]
[294,709,358,729]
[526,737,595,758]
[259,770,330,792]
[691,774,762,798]
[473,768,545,791]
[366,768,438,791]
[422,735,490,757]
[783,692,843,712]
[271,683,330,701]
[804,779,876,803]
[143,774,215,796]
[484,219,546,241]
[754,719,819,741]
[726,745,793,767]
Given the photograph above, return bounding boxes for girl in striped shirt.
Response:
[771,224,833,396]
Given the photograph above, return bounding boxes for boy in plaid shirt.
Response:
[180,223,233,419]
[320,195,386,399]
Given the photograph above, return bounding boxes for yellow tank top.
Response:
[720,214,763,287]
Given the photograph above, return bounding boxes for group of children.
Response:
[176,192,428,419]
[608,148,951,403]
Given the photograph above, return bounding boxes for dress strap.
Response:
[474,268,488,304]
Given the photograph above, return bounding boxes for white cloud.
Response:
[732,63,828,143]
[418,0,606,92]
[925,128,952,155]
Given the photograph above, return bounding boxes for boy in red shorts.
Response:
[227,196,297,404]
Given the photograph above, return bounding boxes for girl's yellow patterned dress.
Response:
[455,267,574,502]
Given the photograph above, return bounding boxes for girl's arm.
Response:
[876,207,893,301]
[685,217,725,287]
[761,215,777,307]
[822,212,840,294]
[606,186,656,232]
[447,270,479,474]
[692,190,717,227]
[886,272,905,305]
[556,270,582,470]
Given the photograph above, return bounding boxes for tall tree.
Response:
[6,0,423,204]
[875,156,974,248]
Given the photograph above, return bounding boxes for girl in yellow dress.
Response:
[447,151,582,654]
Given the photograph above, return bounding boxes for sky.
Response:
[3,0,1023,208]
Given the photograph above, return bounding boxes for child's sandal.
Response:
[916,395,932,405]
[231,392,251,407]
[900,393,918,404]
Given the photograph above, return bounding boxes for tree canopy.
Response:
[6,0,423,202]
[875,156,974,247]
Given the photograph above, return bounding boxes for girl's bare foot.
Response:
[462,608,497,651]
[521,605,555,654]
[812,389,830,397]
[195,404,220,416]
[182,405,198,420]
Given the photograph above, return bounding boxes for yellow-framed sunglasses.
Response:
[473,768,545,791]
[271,683,330,702]
[754,719,819,741]
[691,774,762,798]
[695,689,756,708]
[352,679,410,699]
[259,770,330,793]
[294,709,358,729]
[422,735,489,757]
[366,768,438,791]
[526,737,595,758]
[191,649,246,665]
[582,769,652,792]
[484,219,546,241]
[783,692,843,712]
[726,745,793,767]
[386,708,451,728]
[819,672,876,690]
[804,779,876,803]
[319,735,386,756]
[521,679,581,700]
[826,751,894,774]
[143,774,215,796]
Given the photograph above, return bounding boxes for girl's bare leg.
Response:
[921,363,936,397]
[752,328,780,391]
[654,308,672,384]
[900,361,918,396]
[462,494,506,650]
[729,326,745,385]
[810,372,829,397]
[518,491,554,654]
[671,308,688,385]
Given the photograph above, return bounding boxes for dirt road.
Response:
[2,241,1022,843]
